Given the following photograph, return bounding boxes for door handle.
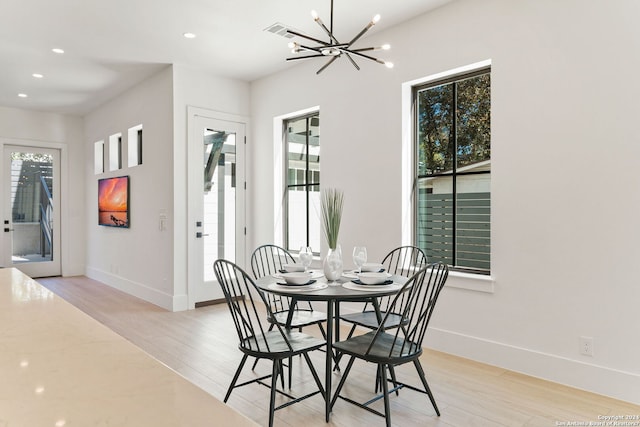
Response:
[4,228,14,232]
[196,232,210,238]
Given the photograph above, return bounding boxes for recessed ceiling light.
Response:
[32,73,44,79]
[52,48,64,54]
[18,93,28,98]
[183,32,196,39]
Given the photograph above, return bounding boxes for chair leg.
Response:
[388,365,400,396]
[379,364,392,427]
[288,356,293,388]
[225,354,249,403]
[413,359,440,416]
[374,365,398,394]
[269,360,280,427]
[278,360,285,389]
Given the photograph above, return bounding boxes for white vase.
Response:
[323,244,343,282]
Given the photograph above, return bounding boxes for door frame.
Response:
[186,107,248,309]
[0,138,68,277]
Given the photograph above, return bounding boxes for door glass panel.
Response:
[203,128,236,281]
[9,150,54,264]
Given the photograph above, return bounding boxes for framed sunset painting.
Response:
[98,176,130,228]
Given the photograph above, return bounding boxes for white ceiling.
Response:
[0,0,451,115]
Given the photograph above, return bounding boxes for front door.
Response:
[188,110,246,307]
[2,145,61,277]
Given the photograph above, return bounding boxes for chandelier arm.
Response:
[346,22,375,47]
[344,53,360,70]
[316,56,338,74]
[350,47,376,52]
[314,17,339,44]
[286,53,326,61]
[343,49,382,63]
[298,44,323,53]
[286,29,330,46]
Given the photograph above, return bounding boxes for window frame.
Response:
[412,67,491,275]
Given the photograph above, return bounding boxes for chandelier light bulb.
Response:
[381,44,390,50]
[385,61,394,69]
[372,14,381,24]
[288,41,301,53]
[311,10,319,21]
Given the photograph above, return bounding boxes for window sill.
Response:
[445,270,494,293]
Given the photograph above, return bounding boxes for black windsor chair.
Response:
[340,246,428,338]
[330,262,449,427]
[251,244,327,338]
[336,246,428,388]
[251,245,328,386]
[213,259,326,427]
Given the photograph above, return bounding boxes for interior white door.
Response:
[2,145,61,277]
[188,111,246,307]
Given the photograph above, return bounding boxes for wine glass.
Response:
[299,246,313,272]
[352,246,367,273]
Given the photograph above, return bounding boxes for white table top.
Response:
[0,268,258,427]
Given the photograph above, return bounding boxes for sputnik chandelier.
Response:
[284,0,393,74]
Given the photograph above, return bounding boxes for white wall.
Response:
[0,105,85,275]
[82,64,250,312]
[250,0,640,404]
[84,66,176,309]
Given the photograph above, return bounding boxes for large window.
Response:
[415,69,491,273]
[284,113,320,253]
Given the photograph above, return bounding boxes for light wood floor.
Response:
[37,276,639,427]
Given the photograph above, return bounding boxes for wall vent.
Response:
[264,22,296,39]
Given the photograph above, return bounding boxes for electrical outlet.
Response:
[579,336,594,356]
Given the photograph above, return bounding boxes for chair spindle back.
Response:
[368,262,449,358]
[214,259,290,354]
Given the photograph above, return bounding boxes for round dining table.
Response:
[255,271,407,422]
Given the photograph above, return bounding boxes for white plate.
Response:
[268,282,328,292]
[343,270,391,279]
[342,271,359,279]
[273,270,323,279]
[342,282,401,292]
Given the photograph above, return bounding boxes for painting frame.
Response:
[98,175,130,228]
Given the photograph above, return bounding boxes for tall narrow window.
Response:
[128,124,143,167]
[94,140,104,174]
[415,69,491,273]
[284,112,320,253]
[109,133,122,171]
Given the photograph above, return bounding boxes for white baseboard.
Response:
[427,327,640,405]
[86,267,178,311]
